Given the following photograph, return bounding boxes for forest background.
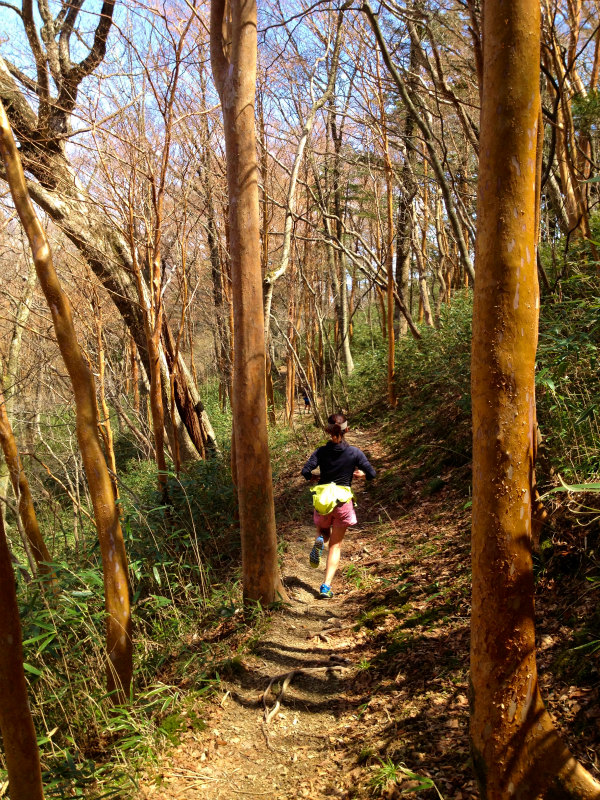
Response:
[0,0,599,796]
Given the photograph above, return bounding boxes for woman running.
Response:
[301,413,376,598]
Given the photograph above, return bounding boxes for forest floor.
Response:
[135,423,600,800]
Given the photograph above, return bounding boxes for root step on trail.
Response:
[138,523,364,799]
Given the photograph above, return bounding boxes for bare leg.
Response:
[323,524,347,588]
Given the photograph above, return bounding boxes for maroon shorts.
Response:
[313,499,357,529]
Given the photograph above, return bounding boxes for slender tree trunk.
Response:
[394,11,419,338]
[127,189,169,497]
[130,336,140,414]
[328,239,346,375]
[384,155,396,404]
[376,284,387,340]
[0,259,36,528]
[304,290,318,413]
[329,100,354,376]
[375,54,397,406]
[258,89,277,425]
[211,0,285,604]
[415,158,434,327]
[434,187,450,325]
[284,262,298,426]
[470,1,600,796]
[92,292,119,500]
[0,384,54,579]
[161,321,218,457]
[413,229,434,327]
[0,509,44,800]
[395,184,415,337]
[199,74,232,412]
[0,100,132,700]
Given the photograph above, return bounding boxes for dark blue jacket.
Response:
[301,440,376,487]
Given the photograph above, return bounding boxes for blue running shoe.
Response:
[319,583,334,599]
[309,536,325,568]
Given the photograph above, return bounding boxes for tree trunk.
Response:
[0,384,54,580]
[470,1,600,796]
[130,336,140,414]
[211,0,285,605]
[0,100,133,700]
[257,93,277,425]
[127,195,169,496]
[394,12,419,338]
[92,292,119,500]
[413,233,433,328]
[198,73,233,413]
[375,53,397,407]
[0,509,44,800]
[434,187,450,325]
[284,263,298,426]
[414,162,434,328]
[395,179,415,338]
[0,259,36,529]
[329,99,355,377]
[162,321,219,456]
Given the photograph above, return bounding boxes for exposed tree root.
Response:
[262,663,348,724]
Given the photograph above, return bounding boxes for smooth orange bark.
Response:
[211,0,285,604]
[92,294,119,500]
[470,0,600,797]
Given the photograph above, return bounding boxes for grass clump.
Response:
[369,757,443,797]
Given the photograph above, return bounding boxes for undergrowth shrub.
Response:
[345,312,386,412]
[198,378,233,451]
[1,442,244,797]
[536,274,600,483]
[351,292,473,491]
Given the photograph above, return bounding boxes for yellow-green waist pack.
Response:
[310,483,355,515]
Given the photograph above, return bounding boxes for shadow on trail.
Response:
[283,574,321,598]
[256,638,352,656]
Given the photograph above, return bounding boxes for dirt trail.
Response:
[139,525,372,797]
[137,428,479,800]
